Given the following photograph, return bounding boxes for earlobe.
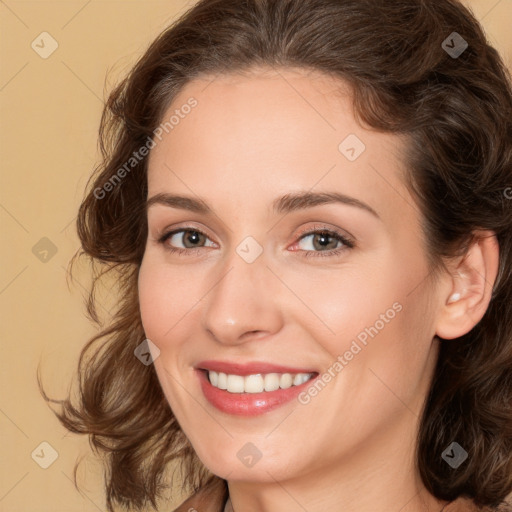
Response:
[435,231,500,340]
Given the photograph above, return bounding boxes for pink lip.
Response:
[196,360,318,376]
[195,362,319,416]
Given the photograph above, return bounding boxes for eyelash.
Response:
[156,224,355,259]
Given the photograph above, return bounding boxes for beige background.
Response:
[1,1,511,511]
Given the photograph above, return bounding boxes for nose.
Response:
[201,249,284,346]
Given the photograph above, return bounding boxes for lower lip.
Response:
[196,369,318,416]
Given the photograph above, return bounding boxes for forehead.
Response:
[146,67,412,226]
[151,67,367,166]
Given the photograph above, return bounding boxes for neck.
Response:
[224,410,451,512]
[225,482,451,512]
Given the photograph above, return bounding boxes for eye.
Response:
[158,227,216,255]
[292,224,355,258]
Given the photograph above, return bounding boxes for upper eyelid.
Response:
[158,225,216,244]
[296,223,353,239]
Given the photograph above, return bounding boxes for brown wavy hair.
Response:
[38,0,512,510]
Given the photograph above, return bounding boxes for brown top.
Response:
[172,478,228,512]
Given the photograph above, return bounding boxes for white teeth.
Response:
[293,373,310,386]
[293,374,302,386]
[264,373,280,391]
[244,373,264,393]
[217,371,227,390]
[209,371,218,387]
[226,374,245,393]
[207,371,314,393]
[280,373,293,389]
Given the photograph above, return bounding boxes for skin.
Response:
[138,66,499,512]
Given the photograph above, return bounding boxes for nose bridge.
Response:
[201,244,283,345]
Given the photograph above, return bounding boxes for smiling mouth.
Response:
[203,369,317,393]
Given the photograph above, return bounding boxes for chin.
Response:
[193,440,305,484]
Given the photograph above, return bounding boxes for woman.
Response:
[39,0,512,511]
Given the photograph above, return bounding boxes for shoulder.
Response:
[172,477,228,512]
[458,498,512,512]
[477,498,512,512]
[494,502,512,512]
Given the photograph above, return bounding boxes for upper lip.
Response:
[196,360,319,376]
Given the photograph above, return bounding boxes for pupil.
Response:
[315,232,336,250]
[185,231,201,247]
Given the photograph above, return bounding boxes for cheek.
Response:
[307,256,431,384]
[137,259,202,346]
[290,260,402,347]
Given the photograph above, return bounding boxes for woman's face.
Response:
[138,67,444,484]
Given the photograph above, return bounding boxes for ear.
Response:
[435,230,500,340]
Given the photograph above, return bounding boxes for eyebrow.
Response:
[146,191,380,219]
